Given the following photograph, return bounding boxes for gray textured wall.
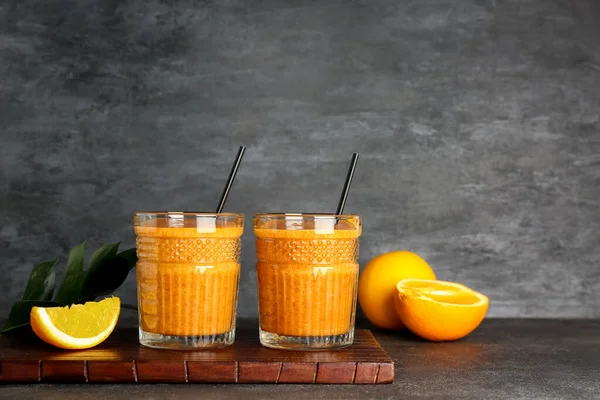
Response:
[1,0,599,319]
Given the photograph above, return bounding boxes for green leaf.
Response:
[121,303,138,311]
[21,260,57,301]
[88,243,120,275]
[54,241,86,304]
[0,322,30,334]
[116,248,137,272]
[78,247,137,302]
[79,255,131,302]
[0,300,64,334]
[81,242,120,296]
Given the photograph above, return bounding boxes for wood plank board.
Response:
[0,328,393,384]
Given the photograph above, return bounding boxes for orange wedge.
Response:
[394,279,488,341]
[30,297,120,350]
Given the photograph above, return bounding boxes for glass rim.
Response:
[254,213,359,219]
[135,211,244,218]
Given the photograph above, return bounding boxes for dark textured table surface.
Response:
[0,319,599,399]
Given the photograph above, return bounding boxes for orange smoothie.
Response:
[255,214,361,347]
[134,213,243,348]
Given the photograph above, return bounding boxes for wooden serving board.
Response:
[0,328,393,384]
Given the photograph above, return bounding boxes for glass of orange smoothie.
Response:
[254,213,361,350]
[134,212,244,349]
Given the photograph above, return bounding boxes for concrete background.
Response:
[1,0,599,319]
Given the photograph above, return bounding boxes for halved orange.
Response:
[30,297,120,349]
[394,279,488,341]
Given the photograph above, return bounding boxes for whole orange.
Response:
[358,251,436,330]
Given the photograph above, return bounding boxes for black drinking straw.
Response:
[216,146,246,213]
[335,153,359,215]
